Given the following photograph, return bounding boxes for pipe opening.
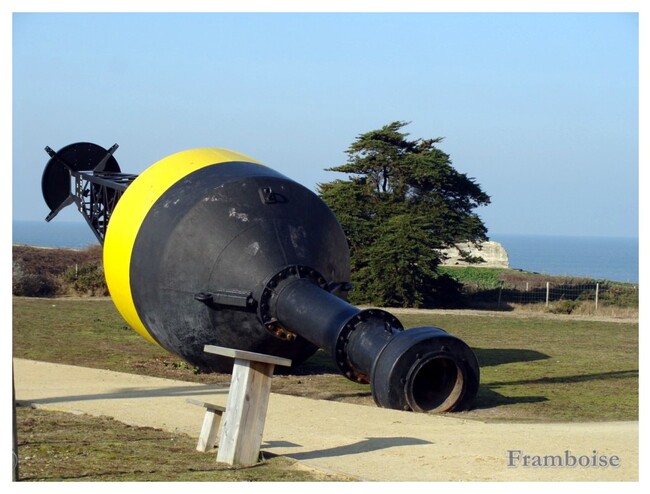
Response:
[406,355,465,413]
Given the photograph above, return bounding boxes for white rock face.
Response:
[439,241,510,268]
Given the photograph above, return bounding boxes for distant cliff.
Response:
[439,241,510,268]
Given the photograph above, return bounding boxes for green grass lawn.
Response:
[397,312,638,422]
[12,297,638,423]
[15,406,351,481]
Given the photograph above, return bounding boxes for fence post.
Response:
[545,282,550,307]
[595,283,599,312]
[497,282,503,308]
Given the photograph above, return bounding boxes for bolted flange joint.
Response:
[258,265,329,341]
[333,309,403,384]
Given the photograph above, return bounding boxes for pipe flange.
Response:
[369,326,480,412]
[334,309,403,384]
[259,265,329,341]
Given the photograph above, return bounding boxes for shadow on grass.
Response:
[474,369,638,411]
[490,369,638,387]
[474,386,548,410]
[473,347,550,367]
[467,347,551,411]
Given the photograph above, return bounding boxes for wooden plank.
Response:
[216,359,276,466]
[185,398,225,413]
[196,408,222,452]
[204,345,292,368]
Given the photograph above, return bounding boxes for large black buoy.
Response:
[42,143,480,412]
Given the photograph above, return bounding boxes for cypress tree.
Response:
[318,121,490,307]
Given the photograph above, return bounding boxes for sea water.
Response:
[13,220,97,249]
[493,234,638,284]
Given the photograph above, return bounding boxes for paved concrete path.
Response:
[13,358,638,481]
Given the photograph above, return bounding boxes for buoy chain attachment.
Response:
[259,265,329,341]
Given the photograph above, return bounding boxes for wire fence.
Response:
[464,281,638,311]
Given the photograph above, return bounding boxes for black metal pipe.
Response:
[272,277,359,354]
[272,277,480,412]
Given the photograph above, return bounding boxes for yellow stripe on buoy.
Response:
[103,148,261,344]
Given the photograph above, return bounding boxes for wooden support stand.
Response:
[204,345,291,466]
[186,399,225,452]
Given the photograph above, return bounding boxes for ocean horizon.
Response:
[11,220,639,284]
[492,233,638,284]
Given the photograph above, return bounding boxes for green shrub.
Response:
[12,245,106,297]
[61,262,108,296]
[547,299,579,314]
[599,284,638,308]
[437,266,507,291]
[13,244,103,277]
[12,261,59,297]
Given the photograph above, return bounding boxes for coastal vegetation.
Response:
[439,265,638,314]
[13,244,105,297]
[12,244,638,315]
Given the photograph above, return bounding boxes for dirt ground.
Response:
[13,358,638,482]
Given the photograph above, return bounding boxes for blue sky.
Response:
[10,10,639,238]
